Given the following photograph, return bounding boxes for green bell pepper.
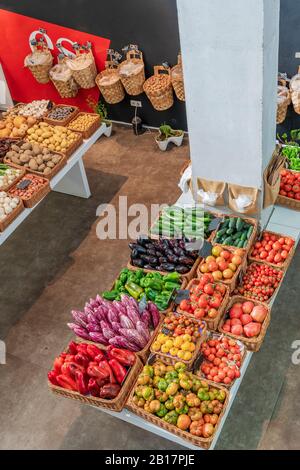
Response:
[125,282,144,299]
[163,281,181,291]
[143,278,163,291]
[145,288,157,302]
[102,290,119,300]
[163,272,181,282]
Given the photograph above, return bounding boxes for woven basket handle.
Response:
[105,60,119,70]
[29,30,53,52]
[56,38,76,58]
[127,50,143,62]
[177,54,182,66]
[154,65,170,76]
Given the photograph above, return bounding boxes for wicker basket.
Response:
[119,50,145,96]
[4,152,67,181]
[195,331,246,389]
[171,54,185,101]
[49,59,79,98]
[0,165,26,191]
[198,246,247,294]
[67,49,97,89]
[236,262,284,304]
[126,370,229,449]
[143,66,174,111]
[96,62,125,104]
[277,86,290,124]
[128,256,200,282]
[49,346,143,412]
[218,295,271,352]
[67,112,101,139]
[211,214,258,253]
[277,193,300,211]
[25,48,53,84]
[0,198,24,232]
[9,175,50,208]
[248,230,295,271]
[150,312,207,369]
[177,277,230,331]
[43,105,80,127]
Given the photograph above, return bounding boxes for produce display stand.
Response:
[90,190,300,450]
[0,123,108,246]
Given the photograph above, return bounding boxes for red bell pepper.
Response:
[99,383,121,399]
[53,356,64,374]
[62,361,85,378]
[74,352,90,368]
[64,354,76,362]
[107,346,136,367]
[48,370,59,386]
[94,352,105,363]
[86,344,104,360]
[77,343,88,354]
[108,359,127,384]
[75,370,88,395]
[68,341,79,355]
[56,374,77,391]
[87,363,110,380]
[88,378,100,397]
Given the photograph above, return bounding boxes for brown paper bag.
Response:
[263,146,285,208]
[196,178,226,206]
[228,183,259,215]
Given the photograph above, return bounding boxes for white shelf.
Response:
[0,123,107,246]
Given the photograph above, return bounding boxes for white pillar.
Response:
[177,0,280,216]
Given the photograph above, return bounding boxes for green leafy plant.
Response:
[86,96,111,126]
[282,145,300,171]
[158,123,182,140]
[277,131,299,147]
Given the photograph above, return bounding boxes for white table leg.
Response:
[52,158,91,199]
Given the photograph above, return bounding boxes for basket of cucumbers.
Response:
[212,215,257,251]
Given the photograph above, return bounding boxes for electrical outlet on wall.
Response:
[130,100,142,107]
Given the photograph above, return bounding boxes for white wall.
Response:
[177,0,280,192]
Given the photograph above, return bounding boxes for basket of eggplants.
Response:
[128,237,200,279]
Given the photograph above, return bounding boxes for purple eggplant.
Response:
[108,336,140,351]
[71,310,88,328]
[126,306,140,326]
[120,314,134,329]
[131,258,144,268]
[176,265,190,274]
[141,309,152,328]
[89,332,108,344]
[147,302,160,328]
[136,320,150,342]
[86,322,102,333]
[119,328,147,348]
[160,263,176,272]
[178,256,195,266]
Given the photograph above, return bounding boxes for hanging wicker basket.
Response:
[143,65,174,111]
[24,46,53,84]
[290,73,300,114]
[171,54,185,101]
[277,85,290,124]
[119,50,145,96]
[66,49,97,89]
[96,62,125,104]
[49,59,79,98]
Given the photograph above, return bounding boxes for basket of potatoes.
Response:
[67,112,101,139]
[4,142,67,179]
[26,122,83,159]
[0,115,38,139]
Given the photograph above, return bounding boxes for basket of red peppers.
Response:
[48,340,143,411]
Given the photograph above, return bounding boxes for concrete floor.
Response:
[0,125,299,450]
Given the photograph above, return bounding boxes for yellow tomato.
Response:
[157,334,166,344]
[177,350,185,359]
[174,336,184,348]
[183,351,192,361]
[152,341,161,352]
[161,344,170,354]
[181,341,191,351]
[188,342,196,352]
[165,339,174,349]
[182,334,192,342]
[169,347,179,357]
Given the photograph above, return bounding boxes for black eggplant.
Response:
[131,258,144,268]
[176,265,190,274]
[143,264,153,270]
[164,249,175,257]
[131,249,140,259]
[167,255,179,264]
[155,250,163,257]
[160,263,176,272]
[178,256,195,266]
[173,247,186,257]
[129,244,147,255]
[140,254,158,264]
[146,249,157,257]
[137,237,150,247]
[159,257,168,264]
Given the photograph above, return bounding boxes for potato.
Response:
[52,155,61,165]
[42,147,50,155]
[24,149,33,155]
[44,167,52,175]
[38,164,46,171]
[29,158,38,170]
[47,161,55,168]
[43,154,52,162]
[11,155,20,164]
[21,142,31,150]
[20,155,30,163]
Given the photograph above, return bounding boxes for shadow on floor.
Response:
[0,169,127,337]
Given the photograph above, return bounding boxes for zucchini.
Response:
[236,217,244,231]
[243,239,248,248]
[247,225,254,239]
[237,240,245,248]
[241,232,247,241]
[229,218,236,229]
[233,231,242,240]
[233,239,240,246]
[216,228,227,237]
[226,228,234,235]
[223,236,233,245]
[221,218,230,228]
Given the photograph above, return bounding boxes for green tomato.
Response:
[156,403,168,418]
[143,365,154,378]
[216,390,226,403]
[174,362,187,373]
[175,404,189,415]
[142,386,154,401]
[197,390,210,401]
[165,397,175,410]
[163,410,178,425]
[166,382,179,396]
[165,371,178,382]
[157,379,168,392]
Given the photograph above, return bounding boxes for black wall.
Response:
[0,0,187,130]
[278,0,300,135]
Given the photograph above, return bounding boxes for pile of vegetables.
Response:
[0,164,22,190]
[199,246,244,282]
[214,217,254,248]
[131,361,227,438]
[151,312,205,362]
[236,263,283,301]
[220,299,269,339]
[178,273,227,320]
[0,192,20,222]
[199,335,243,385]
[48,340,136,399]
[150,206,216,239]
[102,268,181,310]
[250,232,294,266]
[67,294,160,352]
[282,145,300,171]
[129,237,198,274]
[279,169,300,201]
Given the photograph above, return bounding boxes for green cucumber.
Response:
[233,231,242,240]
[241,232,247,241]
[233,239,240,246]
[237,240,245,248]
[243,239,249,248]
[222,219,230,228]
[247,225,254,239]
[226,228,234,235]
[236,217,244,231]
[229,218,236,229]
[223,236,233,245]
[216,228,227,237]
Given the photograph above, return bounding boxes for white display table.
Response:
[0,123,108,246]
